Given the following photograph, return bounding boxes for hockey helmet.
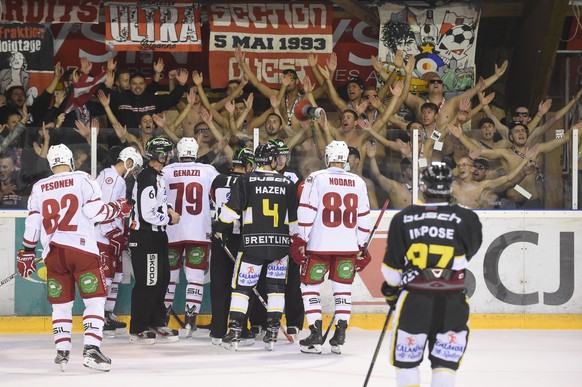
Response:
[254,142,279,166]
[324,140,349,167]
[118,146,143,178]
[145,137,173,161]
[420,162,453,198]
[232,147,255,169]
[176,137,199,160]
[268,138,290,156]
[47,144,75,171]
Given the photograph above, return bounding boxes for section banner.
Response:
[208,2,333,88]
[104,1,203,52]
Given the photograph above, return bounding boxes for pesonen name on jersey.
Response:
[329,177,355,187]
[173,169,200,177]
[255,186,286,195]
[41,178,74,192]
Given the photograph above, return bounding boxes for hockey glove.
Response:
[105,228,124,258]
[381,281,400,308]
[211,220,233,243]
[290,236,307,265]
[110,198,132,219]
[356,245,372,272]
[17,249,37,278]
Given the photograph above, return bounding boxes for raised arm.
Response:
[193,71,229,129]
[317,65,348,112]
[234,44,276,98]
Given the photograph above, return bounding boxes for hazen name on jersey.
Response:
[255,186,286,195]
[41,178,74,192]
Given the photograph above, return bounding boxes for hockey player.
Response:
[382,162,483,387]
[291,140,372,355]
[96,146,143,336]
[163,137,219,337]
[128,137,181,345]
[209,147,255,345]
[17,144,131,372]
[214,142,299,351]
[250,138,305,338]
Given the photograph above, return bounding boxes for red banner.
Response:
[1,0,100,24]
[208,2,333,88]
[104,1,203,52]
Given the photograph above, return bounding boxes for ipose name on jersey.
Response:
[409,226,455,240]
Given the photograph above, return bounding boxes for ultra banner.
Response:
[208,2,333,88]
[104,1,203,52]
[377,3,479,95]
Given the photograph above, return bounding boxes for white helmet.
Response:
[118,147,143,178]
[47,144,75,171]
[177,137,199,160]
[325,140,349,168]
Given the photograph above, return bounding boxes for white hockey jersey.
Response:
[298,167,371,254]
[163,161,219,244]
[23,171,118,259]
[95,166,126,244]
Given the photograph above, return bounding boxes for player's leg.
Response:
[427,291,470,387]
[209,239,232,343]
[222,252,261,351]
[262,256,288,350]
[284,257,305,337]
[103,243,126,335]
[165,243,184,324]
[298,253,330,354]
[327,254,357,354]
[248,265,267,336]
[183,243,210,336]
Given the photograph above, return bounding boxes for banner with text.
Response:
[0,23,54,105]
[378,3,479,95]
[1,0,100,24]
[104,1,203,52]
[208,2,333,88]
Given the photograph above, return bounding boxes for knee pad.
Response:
[83,296,105,309]
[395,367,420,387]
[184,266,205,283]
[52,301,74,312]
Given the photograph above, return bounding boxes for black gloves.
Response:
[381,282,400,308]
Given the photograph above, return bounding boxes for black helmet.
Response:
[145,137,173,160]
[268,139,290,156]
[421,162,453,198]
[232,147,255,168]
[254,142,279,165]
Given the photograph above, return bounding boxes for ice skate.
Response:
[286,326,300,340]
[82,345,111,372]
[240,329,256,347]
[54,350,69,372]
[150,326,179,343]
[299,320,323,354]
[250,325,263,338]
[103,311,127,337]
[329,319,348,354]
[222,320,242,351]
[129,330,156,345]
[184,306,198,338]
[263,318,280,351]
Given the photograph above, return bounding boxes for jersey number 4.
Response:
[42,194,79,234]
[322,192,358,228]
[170,182,203,216]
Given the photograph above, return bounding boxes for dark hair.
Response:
[342,109,358,119]
[509,121,529,136]
[348,146,360,159]
[478,117,494,128]
[5,85,25,99]
[129,72,146,82]
[381,21,416,53]
[282,69,298,79]
[266,113,283,126]
[226,79,241,87]
[400,157,412,172]
[233,97,245,105]
[420,102,439,114]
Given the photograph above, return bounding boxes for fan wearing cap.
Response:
[382,162,482,387]
[128,136,181,344]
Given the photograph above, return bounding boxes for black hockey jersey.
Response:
[211,172,243,235]
[130,165,172,232]
[382,202,482,289]
[217,169,299,260]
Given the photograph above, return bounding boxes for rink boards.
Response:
[1,209,581,331]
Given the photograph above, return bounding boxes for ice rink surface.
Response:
[1,328,581,387]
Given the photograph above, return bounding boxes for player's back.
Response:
[29,171,103,257]
[163,161,219,243]
[300,168,369,254]
[212,172,243,233]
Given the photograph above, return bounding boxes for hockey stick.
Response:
[320,199,391,343]
[0,258,43,288]
[363,307,394,387]
[169,306,186,329]
[219,241,295,344]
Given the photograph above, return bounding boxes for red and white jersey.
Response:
[163,161,219,244]
[298,167,371,254]
[95,166,126,244]
[23,171,118,259]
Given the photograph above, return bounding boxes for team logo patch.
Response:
[337,260,354,280]
[432,330,467,363]
[395,329,427,363]
[309,263,326,282]
[147,254,158,286]
[47,278,63,298]
[187,247,205,265]
[105,177,114,184]
[79,272,99,294]
[168,250,180,267]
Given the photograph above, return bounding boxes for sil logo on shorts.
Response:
[147,254,158,286]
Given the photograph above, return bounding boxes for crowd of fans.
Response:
[1,47,582,210]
